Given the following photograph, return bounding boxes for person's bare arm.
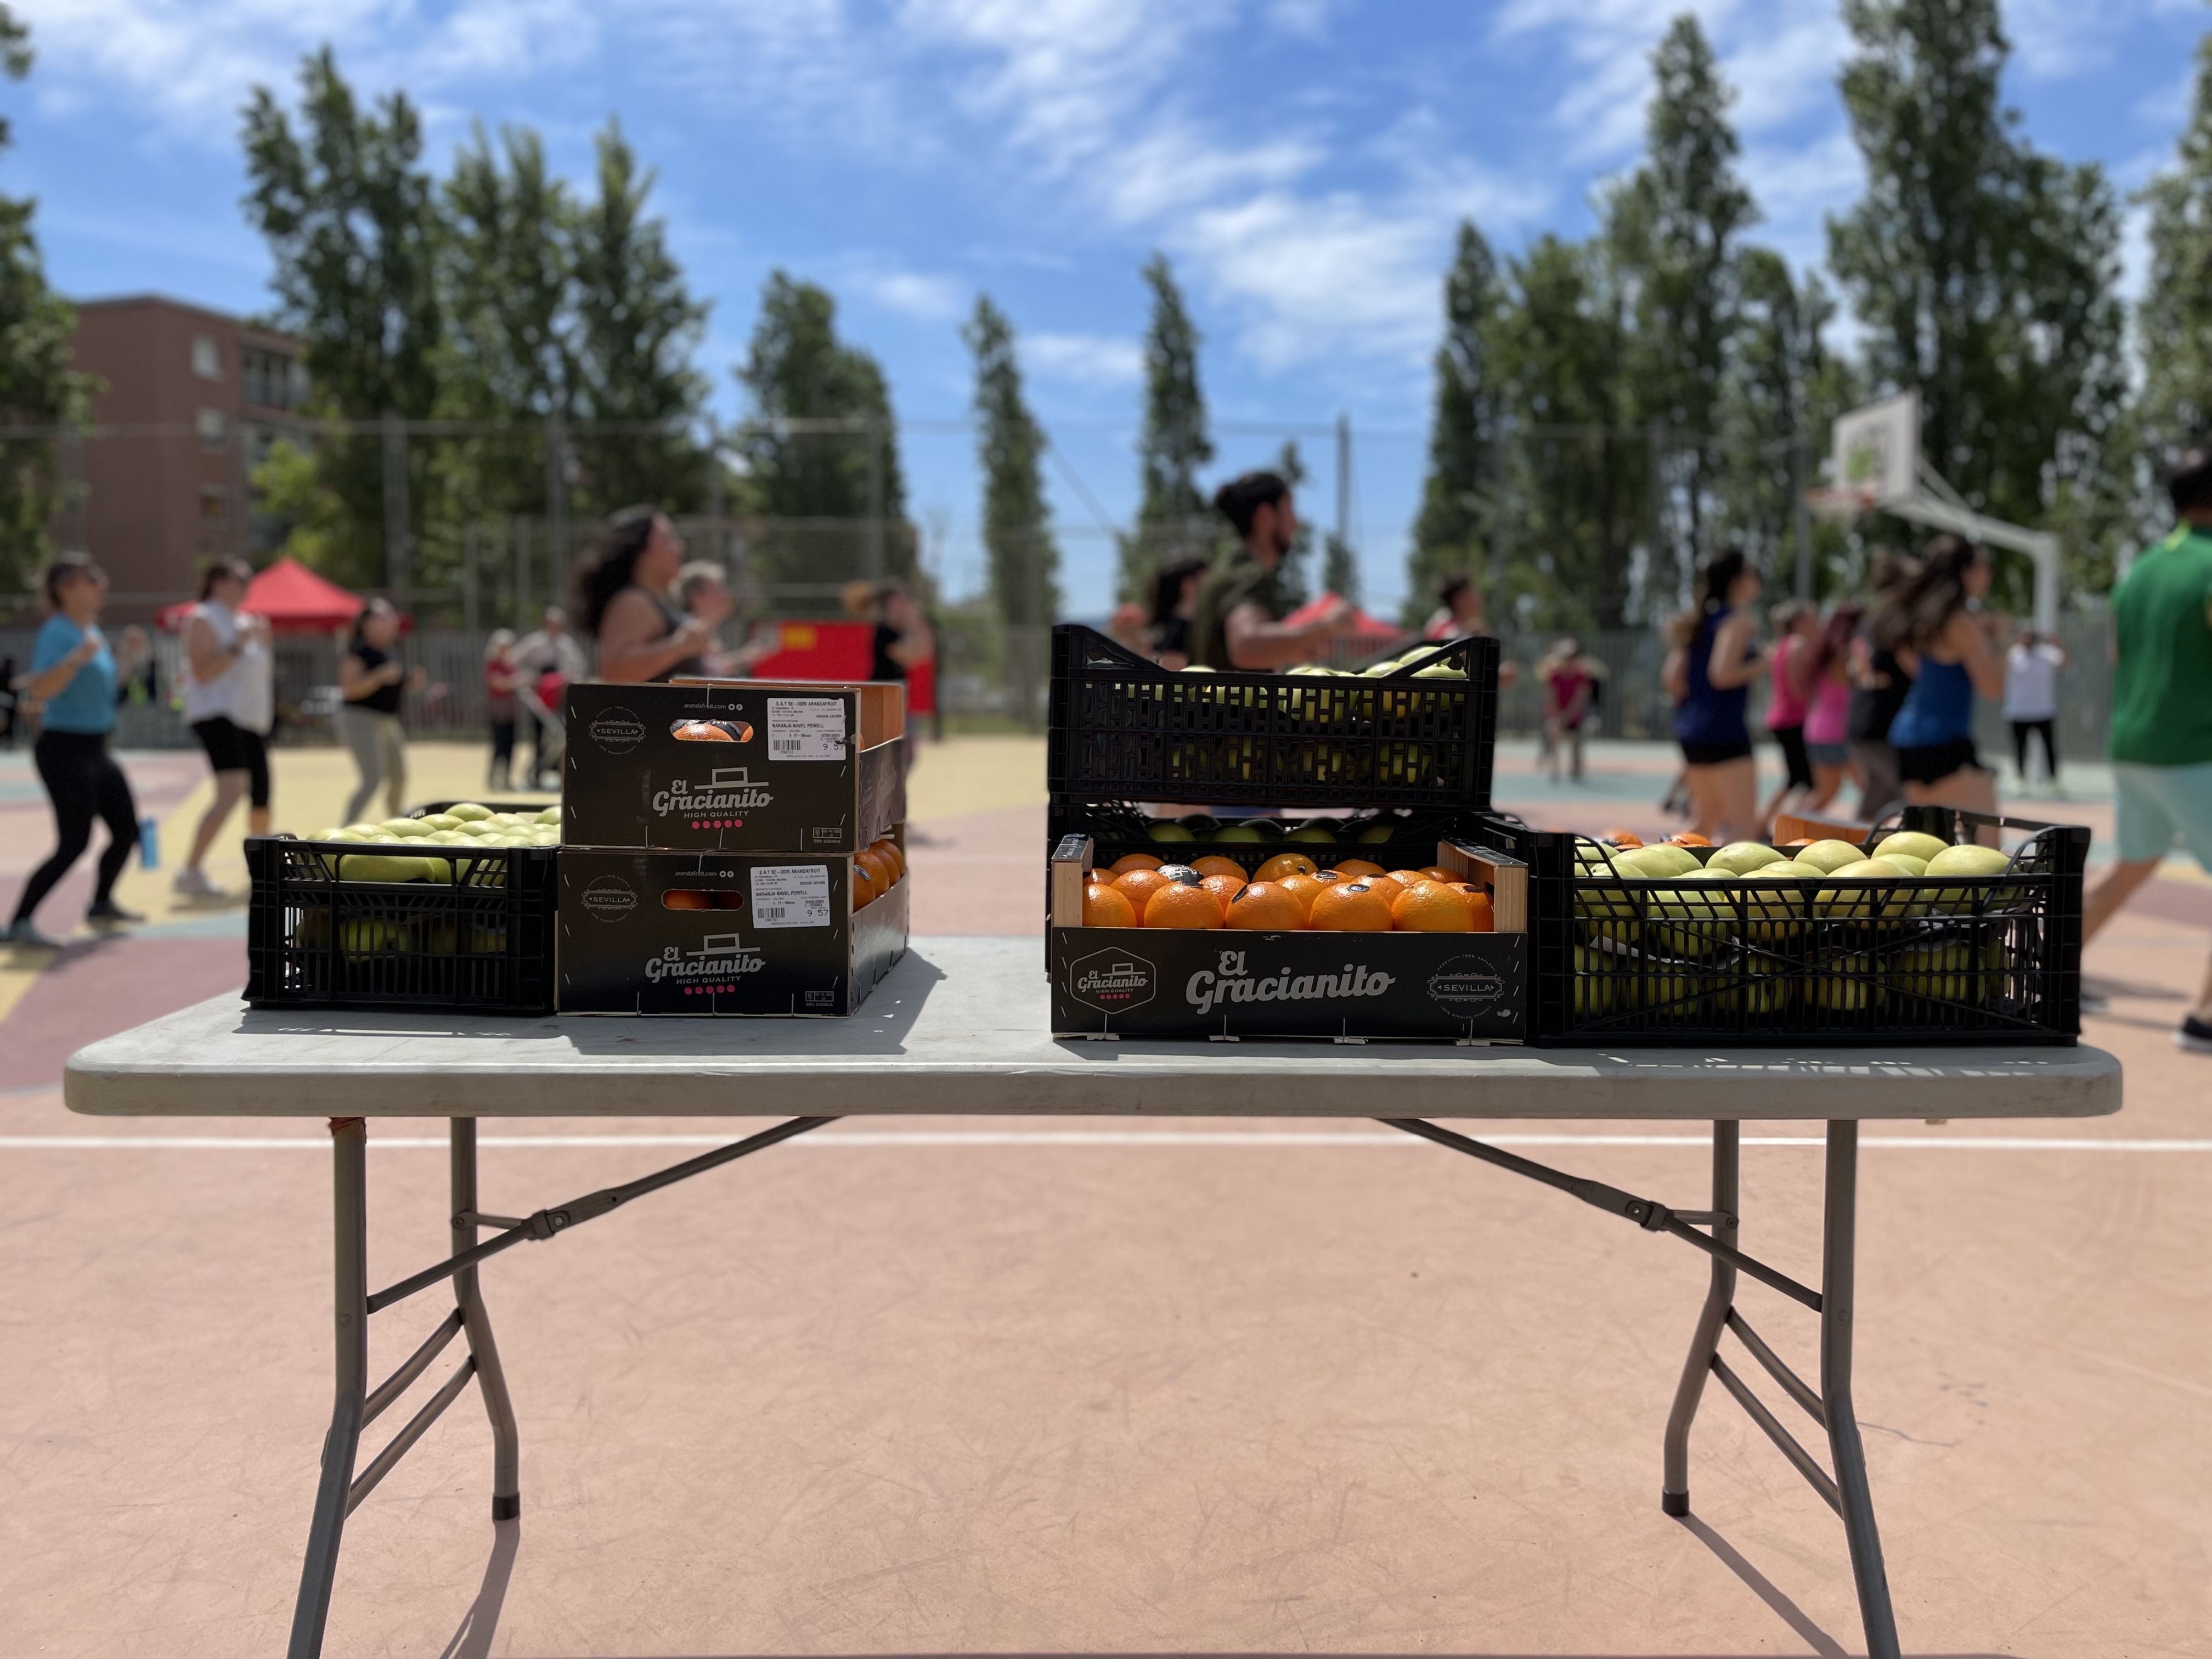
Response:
[882,622,934,670]
[596,588,712,684]
[185,614,228,684]
[1706,613,1764,689]
[1661,647,1688,702]
[1955,612,2006,701]
[1223,598,1350,670]
[24,633,101,701]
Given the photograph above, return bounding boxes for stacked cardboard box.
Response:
[556,679,910,1015]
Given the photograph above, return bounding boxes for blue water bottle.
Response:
[139,815,160,869]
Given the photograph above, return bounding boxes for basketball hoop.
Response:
[1804,486,1877,523]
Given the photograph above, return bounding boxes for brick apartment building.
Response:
[59,295,311,620]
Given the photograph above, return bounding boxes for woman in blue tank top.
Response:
[1873,536,2005,812]
[1664,549,1768,842]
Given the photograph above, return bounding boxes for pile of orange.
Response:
[852,837,906,909]
[1084,853,1493,933]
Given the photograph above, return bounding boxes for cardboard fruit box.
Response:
[1047,837,1528,1042]
[564,679,905,854]
[557,840,908,1016]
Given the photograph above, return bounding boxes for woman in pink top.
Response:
[1757,601,1818,828]
[1798,605,1861,814]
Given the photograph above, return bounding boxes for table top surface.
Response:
[63,936,2120,1122]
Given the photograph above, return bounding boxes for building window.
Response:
[200,484,227,522]
[241,344,306,411]
[196,408,227,452]
[191,334,222,381]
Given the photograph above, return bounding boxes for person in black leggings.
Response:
[8,555,146,947]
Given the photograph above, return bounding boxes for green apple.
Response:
[343,823,386,838]
[1630,962,1712,1017]
[1572,945,1618,1018]
[1738,865,1811,944]
[1892,939,1973,1005]
[418,812,464,832]
[1181,664,1215,673]
[1873,830,1949,865]
[1796,838,1868,874]
[1147,822,1197,843]
[377,818,434,839]
[448,803,494,822]
[1211,825,1266,843]
[1649,881,1732,958]
[1413,663,1466,679]
[337,917,399,952]
[1815,858,1919,919]
[1812,952,1884,1012]
[1285,822,1338,844]
[1627,843,1702,878]
[337,853,431,883]
[1176,813,1218,833]
[1882,853,1928,876]
[1718,956,1791,1015]
[534,807,560,825]
[1358,820,1401,844]
[1923,844,2016,912]
[1707,840,1782,876]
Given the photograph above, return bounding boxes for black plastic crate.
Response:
[1047,624,1499,810]
[245,830,558,1013]
[1046,801,1515,880]
[1467,808,2084,1046]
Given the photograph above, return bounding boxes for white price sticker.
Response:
[765,697,847,761]
[750,864,833,929]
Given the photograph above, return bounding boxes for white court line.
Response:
[0,1132,2205,1153]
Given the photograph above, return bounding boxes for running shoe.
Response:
[173,867,226,898]
[4,920,60,948]
[2176,1014,2212,1055]
[84,899,145,924]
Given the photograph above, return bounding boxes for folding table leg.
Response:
[1660,1118,1739,1516]
[289,1118,369,1659]
[1822,1119,1900,1659]
[451,1117,522,1520]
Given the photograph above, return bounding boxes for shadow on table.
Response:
[438,1517,518,1659]
[1674,1513,1847,1657]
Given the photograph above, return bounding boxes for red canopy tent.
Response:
[156,556,368,634]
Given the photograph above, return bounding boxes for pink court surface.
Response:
[2,735,2208,1658]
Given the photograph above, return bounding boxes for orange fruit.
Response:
[1385,868,1434,889]
[855,846,895,893]
[1254,851,1319,884]
[1307,879,1396,932]
[1113,868,1171,912]
[1226,882,1306,930]
[873,839,906,880]
[1600,827,1644,848]
[1199,872,1245,915]
[1391,881,1472,932]
[1190,854,1248,881]
[1666,832,1711,848]
[1082,881,1138,928]
[1275,872,1329,920]
[1451,884,1495,932]
[1334,858,1386,880]
[1145,881,1225,929]
[664,889,712,911]
[1309,867,1346,885]
[851,864,881,909]
[1110,852,1164,874]
[1420,865,1458,883]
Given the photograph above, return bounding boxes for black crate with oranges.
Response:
[1045,627,1526,1042]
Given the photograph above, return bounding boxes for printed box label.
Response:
[751,865,833,929]
[766,698,847,761]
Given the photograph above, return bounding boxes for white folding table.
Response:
[64,936,2121,1659]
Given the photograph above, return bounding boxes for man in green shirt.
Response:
[2083,444,2212,1051]
[1188,471,1354,670]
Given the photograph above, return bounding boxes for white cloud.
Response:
[19,0,600,133]
[1025,330,1142,385]
[1267,0,1335,39]
[853,267,967,321]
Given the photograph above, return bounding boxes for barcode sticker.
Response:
[750,865,832,929]
[766,697,847,760]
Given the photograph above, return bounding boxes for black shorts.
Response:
[193,716,271,808]
[1896,737,1984,786]
[1770,724,1814,791]
[1679,738,1752,767]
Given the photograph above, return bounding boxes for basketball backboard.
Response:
[1831,391,1920,506]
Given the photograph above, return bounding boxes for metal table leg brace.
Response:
[289,1113,1897,1659]
[1383,1115,1899,1659]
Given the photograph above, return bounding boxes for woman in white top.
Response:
[177,558,275,898]
[2002,625,2068,788]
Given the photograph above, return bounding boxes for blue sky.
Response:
[8,0,2208,618]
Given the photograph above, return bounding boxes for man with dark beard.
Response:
[1188,471,1353,670]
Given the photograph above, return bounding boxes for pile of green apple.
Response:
[1571,829,2028,1023]
[307,803,561,883]
[1144,811,1410,847]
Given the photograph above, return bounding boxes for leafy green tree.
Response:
[1488,235,1643,630]
[1125,253,1214,594]
[1829,0,2126,605]
[244,47,447,589]
[962,294,1060,629]
[1607,13,1754,589]
[0,5,91,591]
[2132,30,2212,568]
[734,272,912,597]
[1408,221,1504,622]
[567,122,709,514]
